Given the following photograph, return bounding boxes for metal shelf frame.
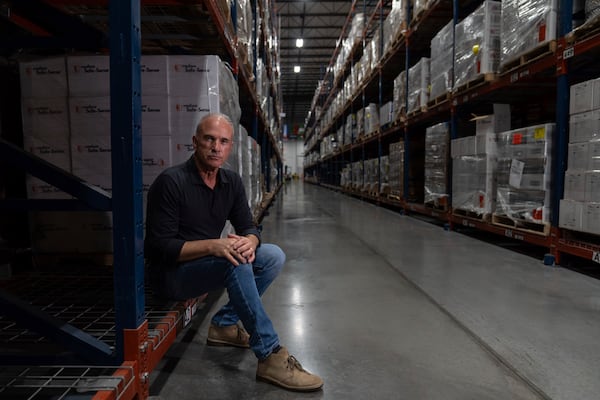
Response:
[1,0,284,397]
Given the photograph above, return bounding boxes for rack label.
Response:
[593,251,600,264]
[563,47,574,59]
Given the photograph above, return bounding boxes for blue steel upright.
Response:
[552,0,573,227]
[109,0,145,363]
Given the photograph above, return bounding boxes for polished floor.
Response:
[149,181,600,400]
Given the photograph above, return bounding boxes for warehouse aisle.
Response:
[149,182,600,400]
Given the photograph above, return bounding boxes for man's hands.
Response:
[215,233,258,266]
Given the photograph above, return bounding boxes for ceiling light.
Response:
[294,65,301,73]
[296,38,304,48]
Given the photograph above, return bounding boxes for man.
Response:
[145,113,323,392]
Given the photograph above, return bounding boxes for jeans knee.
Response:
[260,243,285,271]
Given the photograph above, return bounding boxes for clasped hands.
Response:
[219,233,257,266]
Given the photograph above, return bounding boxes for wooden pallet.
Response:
[406,105,427,119]
[387,193,402,202]
[425,200,449,212]
[452,208,491,222]
[427,92,451,108]
[565,15,600,45]
[500,40,557,74]
[453,73,495,94]
[492,214,551,236]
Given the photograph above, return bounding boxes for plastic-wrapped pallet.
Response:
[393,70,407,120]
[424,122,450,207]
[383,0,408,55]
[345,113,356,144]
[495,124,554,229]
[407,58,430,114]
[352,160,364,190]
[364,103,380,136]
[430,20,454,100]
[454,1,501,88]
[380,155,391,194]
[500,0,558,69]
[586,0,600,20]
[451,133,498,217]
[389,141,405,197]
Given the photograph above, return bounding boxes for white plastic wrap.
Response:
[454,1,501,88]
[389,141,405,197]
[424,122,450,205]
[393,70,407,120]
[383,0,408,54]
[500,0,558,68]
[430,20,454,100]
[494,124,554,224]
[407,58,430,113]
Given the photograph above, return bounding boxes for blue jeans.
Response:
[161,243,285,360]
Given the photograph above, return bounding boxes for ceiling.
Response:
[276,0,352,133]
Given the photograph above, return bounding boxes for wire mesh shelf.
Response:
[0,365,135,399]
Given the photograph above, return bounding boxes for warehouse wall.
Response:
[282,138,304,176]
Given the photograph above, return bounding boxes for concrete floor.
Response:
[149,181,600,400]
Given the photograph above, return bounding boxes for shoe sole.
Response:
[256,375,323,392]
[206,338,250,349]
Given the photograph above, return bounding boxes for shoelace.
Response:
[287,355,307,372]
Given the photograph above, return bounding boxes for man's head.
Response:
[192,113,234,172]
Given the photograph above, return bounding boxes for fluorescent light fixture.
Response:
[294,65,301,73]
[296,38,304,48]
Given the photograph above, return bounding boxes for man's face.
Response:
[193,116,234,171]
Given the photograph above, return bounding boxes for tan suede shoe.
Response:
[206,323,250,348]
[256,347,324,392]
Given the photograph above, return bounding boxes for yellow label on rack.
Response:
[534,127,546,140]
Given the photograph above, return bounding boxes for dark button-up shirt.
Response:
[144,156,260,268]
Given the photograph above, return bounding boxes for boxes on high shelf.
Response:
[454,1,501,88]
[407,58,430,113]
[500,0,558,69]
[430,20,454,100]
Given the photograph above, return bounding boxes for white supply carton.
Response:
[168,55,221,97]
[69,96,111,136]
[584,171,600,202]
[141,96,170,136]
[71,133,112,175]
[21,97,70,136]
[67,55,110,97]
[171,134,195,166]
[169,94,220,137]
[559,199,584,230]
[19,57,68,98]
[570,77,600,115]
[141,55,169,95]
[142,135,171,175]
[569,109,600,143]
[582,202,600,235]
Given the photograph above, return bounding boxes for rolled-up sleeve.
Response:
[145,173,186,267]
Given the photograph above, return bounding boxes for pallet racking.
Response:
[0,1,283,398]
[303,0,600,268]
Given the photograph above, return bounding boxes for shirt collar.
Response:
[185,155,230,186]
